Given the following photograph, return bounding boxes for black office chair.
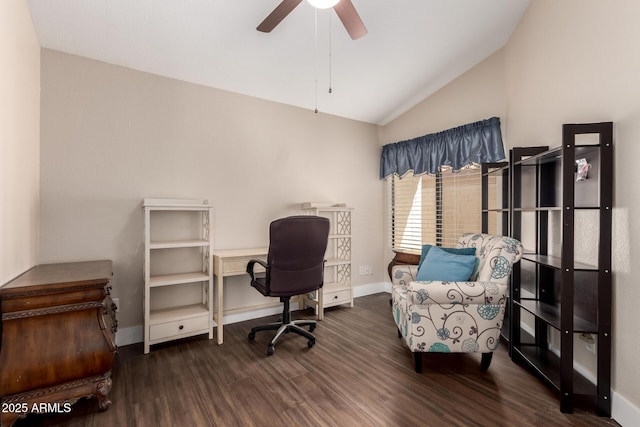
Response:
[246,215,330,355]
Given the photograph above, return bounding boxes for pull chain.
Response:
[328,12,332,94]
[314,8,335,113]
[314,8,319,113]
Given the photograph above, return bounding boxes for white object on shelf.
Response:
[301,202,348,209]
[143,198,214,354]
[300,202,353,320]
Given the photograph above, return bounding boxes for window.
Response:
[388,167,482,252]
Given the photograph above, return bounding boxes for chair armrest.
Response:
[407,280,507,305]
[391,264,419,287]
[246,259,269,281]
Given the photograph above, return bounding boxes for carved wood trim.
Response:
[2,301,104,321]
[387,250,420,280]
[0,283,109,300]
[0,372,112,427]
[98,301,118,351]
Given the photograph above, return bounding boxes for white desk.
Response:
[212,247,268,344]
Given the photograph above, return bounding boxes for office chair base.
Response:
[248,319,316,355]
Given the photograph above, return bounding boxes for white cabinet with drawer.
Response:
[323,288,352,308]
[149,314,211,341]
[143,198,214,354]
[300,203,353,320]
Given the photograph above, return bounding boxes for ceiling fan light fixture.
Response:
[307,0,340,10]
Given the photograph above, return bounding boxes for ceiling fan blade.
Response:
[257,0,304,33]
[333,0,367,40]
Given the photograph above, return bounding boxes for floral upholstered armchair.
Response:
[391,233,523,373]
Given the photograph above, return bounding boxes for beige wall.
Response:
[0,1,40,285]
[380,0,640,421]
[505,0,640,419]
[39,50,385,329]
[378,49,506,146]
[379,49,507,265]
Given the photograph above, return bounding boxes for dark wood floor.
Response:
[16,293,619,427]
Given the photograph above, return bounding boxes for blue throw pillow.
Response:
[416,246,477,282]
[418,244,476,270]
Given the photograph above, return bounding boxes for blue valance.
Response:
[380,117,506,179]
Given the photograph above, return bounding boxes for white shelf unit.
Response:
[143,198,214,354]
[300,203,353,320]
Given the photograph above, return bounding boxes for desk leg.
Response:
[318,288,324,321]
[215,265,224,345]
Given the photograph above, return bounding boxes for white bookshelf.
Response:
[300,202,353,320]
[143,198,214,354]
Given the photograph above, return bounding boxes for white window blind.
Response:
[388,167,482,252]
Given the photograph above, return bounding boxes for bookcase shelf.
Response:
[143,198,214,354]
[511,123,612,416]
[482,122,612,416]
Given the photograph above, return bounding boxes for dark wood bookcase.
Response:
[482,122,613,416]
[481,161,510,342]
[482,148,547,346]
[481,162,509,236]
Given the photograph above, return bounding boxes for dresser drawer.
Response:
[224,257,254,275]
[323,288,351,307]
[215,256,266,276]
[149,315,210,341]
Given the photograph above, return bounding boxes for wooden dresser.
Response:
[0,261,117,427]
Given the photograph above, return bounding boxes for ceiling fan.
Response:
[257,0,367,40]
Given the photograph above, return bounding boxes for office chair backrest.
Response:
[267,216,330,296]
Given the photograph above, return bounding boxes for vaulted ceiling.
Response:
[27,0,530,125]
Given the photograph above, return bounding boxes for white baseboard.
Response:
[115,325,143,347]
[113,306,292,347]
[222,302,299,325]
[612,391,640,426]
[517,322,637,425]
[354,281,391,297]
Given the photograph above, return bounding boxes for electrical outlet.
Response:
[358,266,371,275]
[112,298,120,312]
[579,333,595,354]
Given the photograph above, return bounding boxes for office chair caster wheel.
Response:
[267,345,275,356]
[308,339,315,348]
[248,332,255,341]
[309,324,316,332]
